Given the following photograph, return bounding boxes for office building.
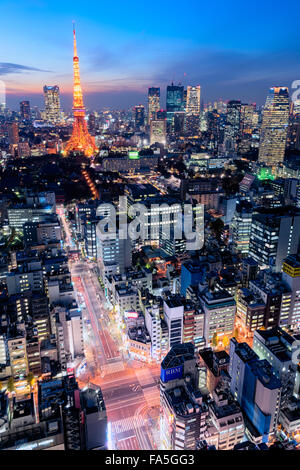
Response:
[249,208,300,272]
[134,105,145,130]
[145,304,163,362]
[200,288,236,346]
[224,100,241,151]
[282,254,300,330]
[54,306,84,369]
[208,387,244,450]
[231,201,253,254]
[7,122,19,145]
[259,87,290,166]
[186,86,201,116]
[20,101,31,121]
[252,327,296,380]
[163,296,184,349]
[236,288,265,334]
[7,331,29,382]
[198,349,230,394]
[83,216,98,259]
[80,384,107,450]
[148,87,160,124]
[249,270,291,329]
[166,84,184,131]
[6,261,43,296]
[185,86,201,135]
[97,228,132,279]
[43,85,61,123]
[160,343,209,450]
[150,118,167,145]
[229,339,282,444]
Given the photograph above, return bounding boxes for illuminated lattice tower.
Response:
[65,25,98,157]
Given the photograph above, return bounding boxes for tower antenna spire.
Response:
[64,23,98,158]
[72,21,77,57]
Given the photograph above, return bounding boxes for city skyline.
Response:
[1,0,300,455]
[1,0,300,110]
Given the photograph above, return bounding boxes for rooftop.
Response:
[161,342,195,370]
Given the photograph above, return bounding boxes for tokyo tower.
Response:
[65,25,98,157]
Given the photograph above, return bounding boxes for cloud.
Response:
[0,62,51,76]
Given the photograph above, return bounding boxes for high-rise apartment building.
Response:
[258,87,290,165]
[43,85,61,123]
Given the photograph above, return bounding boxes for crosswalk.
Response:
[112,417,135,434]
[102,360,125,375]
[112,414,145,436]
[142,385,159,407]
[137,368,155,387]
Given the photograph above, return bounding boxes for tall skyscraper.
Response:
[224,100,241,151]
[134,105,145,130]
[186,85,201,115]
[238,103,256,154]
[166,84,184,131]
[65,25,98,157]
[43,85,61,123]
[148,87,160,124]
[20,101,31,121]
[258,87,290,166]
[186,85,201,135]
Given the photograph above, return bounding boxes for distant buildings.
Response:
[134,104,145,130]
[224,100,241,152]
[20,100,31,121]
[2,69,300,452]
[43,85,61,123]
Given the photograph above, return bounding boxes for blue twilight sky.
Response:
[1,0,300,110]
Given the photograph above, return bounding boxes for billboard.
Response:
[128,151,140,159]
[160,365,183,382]
[124,310,139,319]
